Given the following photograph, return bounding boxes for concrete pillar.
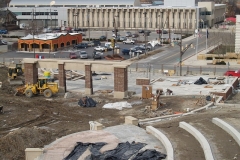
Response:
[58,63,66,93]
[105,10,109,28]
[24,62,38,85]
[25,148,43,160]
[114,66,128,98]
[85,64,93,95]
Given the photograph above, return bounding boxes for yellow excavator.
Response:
[8,63,24,85]
[15,77,59,98]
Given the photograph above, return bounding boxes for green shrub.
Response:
[206,57,213,60]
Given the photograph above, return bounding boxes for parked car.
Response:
[138,30,144,33]
[93,51,102,59]
[130,46,144,54]
[120,36,127,41]
[79,32,86,36]
[99,35,107,41]
[125,31,132,37]
[69,52,78,59]
[112,29,118,32]
[87,41,95,47]
[92,40,101,46]
[112,33,120,37]
[123,39,135,44]
[94,46,106,51]
[139,44,152,51]
[0,29,8,34]
[156,30,168,34]
[42,28,52,33]
[143,30,151,36]
[74,43,88,49]
[110,44,120,49]
[122,48,130,55]
[77,51,88,59]
[224,69,240,77]
[0,39,7,45]
[132,33,139,38]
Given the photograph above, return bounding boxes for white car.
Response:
[123,39,135,44]
[94,46,106,51]
[112,33,120,37]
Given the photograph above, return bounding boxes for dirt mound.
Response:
[0,66,17,94]
[0,127,52,160]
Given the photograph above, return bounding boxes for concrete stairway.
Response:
[149,118,240,160]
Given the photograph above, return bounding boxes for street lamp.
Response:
[176,30,193,76]
[54,9,57,28]
[50,1,55,29]
[32,9,36,58]
[143,12,147,55]
[88,10,90,42]
[112,15,119,55]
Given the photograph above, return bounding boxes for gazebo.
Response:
[18,33,82,52]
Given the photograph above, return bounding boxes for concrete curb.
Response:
[212,118,240,147]
[190,102,214,113]
[179,122,214,160]
[146,126,174,160]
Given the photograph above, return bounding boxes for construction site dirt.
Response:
[0,66,240,160]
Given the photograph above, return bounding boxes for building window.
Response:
[35,12,45,15]
[39,5,50,7]
[15,5,26,7]
[105,5,114,7]
[27,5,35,7]
[119,5,126,7]
[79,5,87,7]
[22,12,31,15]
[65,5,77,7]
[206,11,212,15]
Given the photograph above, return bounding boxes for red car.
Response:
[69,52,77,59]
[224,70,240,77]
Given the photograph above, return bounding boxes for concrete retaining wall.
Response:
[212,118,240,147]
[146,126,174,160]
[179,122,214,160]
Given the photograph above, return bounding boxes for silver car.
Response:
[79,51,88,59]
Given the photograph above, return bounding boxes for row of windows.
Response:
[11,5,133,8]
[20,12,58,16]
[200,11,212,15]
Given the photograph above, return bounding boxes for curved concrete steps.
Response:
[179,122,214,160]
[189,118,240,160]
[212,118,240,147]
[146,126,174,160]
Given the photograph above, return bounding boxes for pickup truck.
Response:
[123,39,135,44]
[224,70,240,77]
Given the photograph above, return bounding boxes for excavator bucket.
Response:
[14,85,26,96]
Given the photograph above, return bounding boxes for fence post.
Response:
[187,66,189,75]
[161,64,163,74]
[213,67,216,75]
[136,63,138,72]
[200,66,202,75]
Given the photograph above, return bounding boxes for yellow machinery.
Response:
[15,77,59,98]
[8,63,24,79]
[8,63,24,85]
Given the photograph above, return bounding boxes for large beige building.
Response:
[68,1,226,30]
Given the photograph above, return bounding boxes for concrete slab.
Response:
[104,124,166,153]
[41,125,166,159]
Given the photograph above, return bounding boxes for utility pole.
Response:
[143,12,147,55]
[177,29,192,76]
[88,10,90,42]
[158,14,160,40]
[168,11,171,44]
[113,17,116,55]
[32,9,36,58]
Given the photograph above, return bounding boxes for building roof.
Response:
[20,33,79,40]
[10,0,137,6]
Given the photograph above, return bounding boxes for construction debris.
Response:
[78,97,97,107]
[195,96,206,106]
[194,77,208,85]
[0,106,3,114]
[103,101,132,110]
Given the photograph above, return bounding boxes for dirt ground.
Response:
[0,66,239,160]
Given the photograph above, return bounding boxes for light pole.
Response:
[176,30,193,76]
[88,10,90,42]
[46,9,48,28]
[158,14,161,40]
[32,9,36,58]
[112,15,118,55]
[54,9,57,28]
[50,1,55,29]
[143,12,147,55]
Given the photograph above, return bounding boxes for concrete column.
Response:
[58,63,66,93]
[126,11,130,28]
[105,10,109,28]
[85,64,93,95]
[24,62,38,85]
[114,66,128,99]
[163,10,167,28]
